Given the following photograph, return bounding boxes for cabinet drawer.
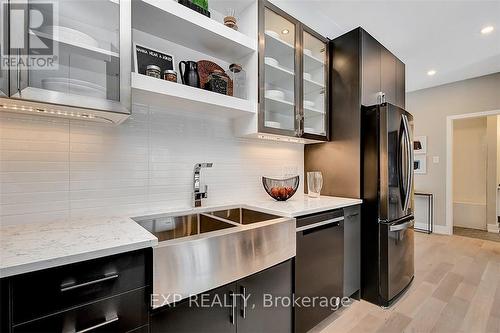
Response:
[12,249,147,325]
[13,288,148,333]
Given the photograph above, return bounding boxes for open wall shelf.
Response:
[131,73,256,118]
[132,0,257,62]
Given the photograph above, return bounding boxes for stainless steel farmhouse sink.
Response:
[132,207,295,309]
[208,207,280,225]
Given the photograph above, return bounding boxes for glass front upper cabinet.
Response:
[6,0,130,121]
[259,2,299,136]
[259,0,328,142]
[302,28,328,139]
[0,2,8,97]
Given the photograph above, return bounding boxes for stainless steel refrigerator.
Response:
[361,103,415,306]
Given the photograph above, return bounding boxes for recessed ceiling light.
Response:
[481,26,494,34]
[427,70,436,76]
[281,29,289,34]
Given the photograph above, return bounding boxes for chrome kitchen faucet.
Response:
[193,163,213,207]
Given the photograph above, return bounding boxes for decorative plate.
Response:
[197,60,233,96]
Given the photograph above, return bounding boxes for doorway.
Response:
[452,117,487,231]
[446,109,500,237]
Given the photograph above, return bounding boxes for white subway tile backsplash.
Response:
[0,104,304,225]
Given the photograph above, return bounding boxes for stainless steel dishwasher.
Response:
[294,209,344,333]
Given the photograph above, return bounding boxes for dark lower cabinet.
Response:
[151,283,237,333]
[1,278,10,333]
[151,260,293,333]
[343,205,361,298]
[237,260,293,333]
[2,249,149,333]
[12,249,147,325]
[13,288,148,333]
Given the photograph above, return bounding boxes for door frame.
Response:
[445,109,500,234]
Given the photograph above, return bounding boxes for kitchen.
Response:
[1,1,499,333]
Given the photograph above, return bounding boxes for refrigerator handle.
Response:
[398,119,407,210]
[402,114,412,212]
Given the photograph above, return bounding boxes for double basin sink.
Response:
[133,208,281,242]
[132,207,296,308]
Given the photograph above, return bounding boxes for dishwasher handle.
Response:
[296,217,343,234]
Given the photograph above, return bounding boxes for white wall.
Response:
[452,117,487,230]
[453,117,487,204]
[407,72,500,229]
[486,116,498,230]
[0,105,304,226]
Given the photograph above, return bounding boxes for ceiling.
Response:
[271,0,500,92]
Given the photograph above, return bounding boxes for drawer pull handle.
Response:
[75,316,119,333]
[60,273,119,292]
[296,217,344,232]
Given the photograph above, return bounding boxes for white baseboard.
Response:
[487,224,500,233]
[433,225,452,235]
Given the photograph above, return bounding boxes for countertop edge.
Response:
[0,238,157,278]
[289,200,363,217]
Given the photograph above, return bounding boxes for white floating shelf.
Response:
[305,106,325,115]
[131,73,256,118]
[265,62,294,88]
[304,53,325,72]
[264,96,295,116]
[132,0,257,61]
[304,78,325,95]
[264,33,295,69]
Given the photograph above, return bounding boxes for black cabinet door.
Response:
[151,283,237,333]
[12,249,147,325]
[1,278,10,333]
[396,59,406,108]
[381,47,396,105]
[13,288,148,333]
[237,260,293,333]
[343,205,361,298]
[361,31,381,106]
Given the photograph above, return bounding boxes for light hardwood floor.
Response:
[315,232,500,333]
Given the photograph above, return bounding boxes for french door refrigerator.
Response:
[362,103,415,307]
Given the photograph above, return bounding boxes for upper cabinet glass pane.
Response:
[263,7,296,131]
[0,2,7,97]
[20,0,120,102]
[303,31,326,136]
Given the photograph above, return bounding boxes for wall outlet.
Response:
[432,156,440,164]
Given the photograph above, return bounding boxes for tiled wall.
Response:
[0,105,304,225]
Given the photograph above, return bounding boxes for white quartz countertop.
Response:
[0,195,360,278]
[246,195,362,218]
[0,216,158,278]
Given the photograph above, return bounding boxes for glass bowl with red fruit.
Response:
[262,175,300,201]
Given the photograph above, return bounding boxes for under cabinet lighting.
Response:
[258,134,305,144]
[481,26,494,34]
[281,29,289,34]
[0,103,95,119]
[427,70,436,76]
